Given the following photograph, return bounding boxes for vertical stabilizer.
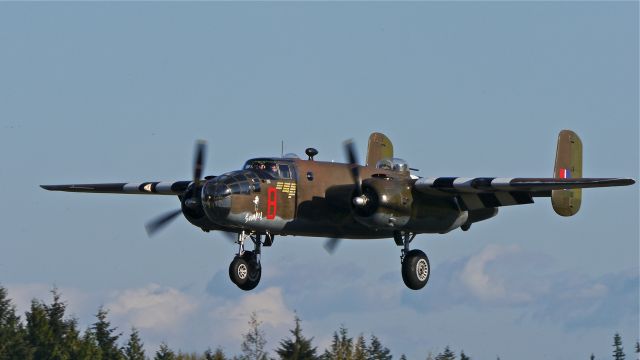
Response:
[552,130,583,216]
[366,132,394,166]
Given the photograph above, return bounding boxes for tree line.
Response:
[0,286,638,360]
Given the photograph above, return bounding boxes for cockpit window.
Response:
[243,159,294,180]
[279,164,291,179]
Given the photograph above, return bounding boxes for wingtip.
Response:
[40,185,54,191]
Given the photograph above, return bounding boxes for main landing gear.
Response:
[395,231,430,290]
[229,231,266,291]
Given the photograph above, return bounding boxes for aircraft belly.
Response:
[405,193,466,233]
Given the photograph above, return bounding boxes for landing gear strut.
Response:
[229,231,263,291]
[395,231,430,290]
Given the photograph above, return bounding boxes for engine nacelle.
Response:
[353,177,413,230]
[180,183,210,229]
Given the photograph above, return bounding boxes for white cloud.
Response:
[107,283,197,331]
[210,287,295,342]
[459,244,531,303]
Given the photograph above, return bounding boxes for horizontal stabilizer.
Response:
[40,181,191,195]
[414,177,634,211]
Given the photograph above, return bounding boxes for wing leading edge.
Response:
[40,181,191,195]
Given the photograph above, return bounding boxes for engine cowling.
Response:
[180,183,209,228]
[352,177,413,229]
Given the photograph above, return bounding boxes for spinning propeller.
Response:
[145,141,207,237]
[323,139,365,255]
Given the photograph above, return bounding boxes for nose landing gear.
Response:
[396,231,431,290]
[229,231,263,291]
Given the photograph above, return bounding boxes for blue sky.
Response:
[0,2,637,359]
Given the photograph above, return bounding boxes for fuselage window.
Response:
[279,164,291,179]
[239,181,250,194]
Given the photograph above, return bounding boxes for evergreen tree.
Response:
[321,326,353,360]
[613,333,625,360]
[366,335,392,360]
[353,335,366,360]
[275,315,318,360]
[399,356,407,360]
[460,351,470,360]
[47,288,81,358]
[240,312,268,360]
[93,306,123,360]
[72,329,102,360]
[155,342,176,360]
[435,346,455,360]
[124,327,145,360]
[590,354,595,360]
[25,289,85,360]
[25,299,55,360]
[0,286,32,359]
[205,347,227,360]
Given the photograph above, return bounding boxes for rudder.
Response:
[552,129,583,216]
[366,132,394,166]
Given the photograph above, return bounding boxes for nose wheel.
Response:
[229,251,261,290]
[229,231,264,291]
[396,231,430,290]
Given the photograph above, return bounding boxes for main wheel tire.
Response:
[229,251,261,291]
[401,249,430,290]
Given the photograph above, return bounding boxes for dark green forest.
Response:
[0,286,637,360]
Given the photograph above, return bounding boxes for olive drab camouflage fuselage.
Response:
[41,131,635,291]
[42,131,635,242]
[195,157,465,239]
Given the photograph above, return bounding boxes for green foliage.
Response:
[155,342,177,360]
[367,335,392,360]
[73,329,102,360]
[4,286,640,360]
[205,347,227,360]
[124,328,145,360]
[240,312,268,360]
[93,306,124,360]
[321,326,353,360]
[0,286,32,360]
[353,335,366,360]
[435,346,456,360]
[276,315,318,360]
[613,333,625,360]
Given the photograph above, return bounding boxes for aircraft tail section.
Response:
[366,132,393,166]
[552,129,583,216]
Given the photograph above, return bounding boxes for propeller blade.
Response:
[344,140,362,195]
[145,209,182,237]
[323,238,341,254]
[193,140,207,186]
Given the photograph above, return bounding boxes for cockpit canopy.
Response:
[375,158,409,173]
[242,158,294,180]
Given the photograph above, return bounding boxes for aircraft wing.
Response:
[40,181,192,195]
[414,177,635,211]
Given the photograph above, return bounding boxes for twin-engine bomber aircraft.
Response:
[42,131,634,290]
